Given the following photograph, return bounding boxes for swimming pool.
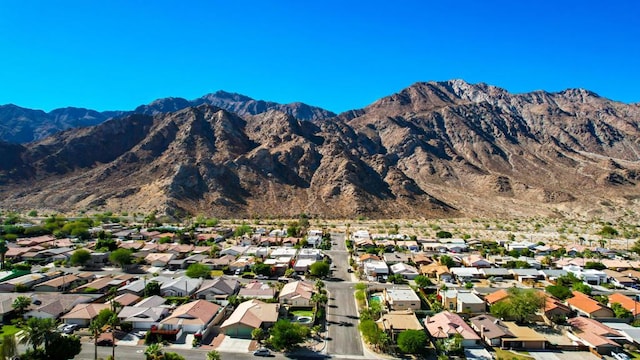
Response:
[369,293,383,303]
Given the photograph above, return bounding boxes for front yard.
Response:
[494,348,534,360]
[0,324,23,339]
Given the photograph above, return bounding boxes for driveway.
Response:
[215,336,252,353]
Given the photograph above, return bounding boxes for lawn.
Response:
[494,348,534,360]
[291,309,314,317]
[210,270,224,277]
[0,324,22,339]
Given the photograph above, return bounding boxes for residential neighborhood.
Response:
[0,214,640,360]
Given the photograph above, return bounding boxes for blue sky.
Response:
[1,1,638,113]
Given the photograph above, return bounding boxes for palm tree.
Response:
[1,334,17,359]
[18,317,56,351]
[89,319,103,360]
[315,279,326,293]
[0,240,8,270]
[108,312,120,360]
[12,295,32,318]
[144,343,164,360]
[206,350,222,360]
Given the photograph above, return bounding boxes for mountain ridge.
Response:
[1,79,639,220]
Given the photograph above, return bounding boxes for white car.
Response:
[613,353,630,360]
[253,347,271,357]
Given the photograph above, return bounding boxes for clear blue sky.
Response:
[1,0,638,113]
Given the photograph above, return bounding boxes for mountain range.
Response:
[1,79,639,220]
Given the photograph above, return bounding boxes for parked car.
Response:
[613,352,630,360]
[256,274,268,280]
[62,324,79,334]
[96,338,113,346]
[253,347,271,357]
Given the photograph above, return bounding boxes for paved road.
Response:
[324,233,364,357]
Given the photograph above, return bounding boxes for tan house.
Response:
[419,263,452,282]
[61,303,111,326]
[377,310,423,336]
[383,288,420,311]
[145,253,176,268]
[159,300,223,336]
[279,281,315,307]
[566,291,614,318]
[220,299,280,338]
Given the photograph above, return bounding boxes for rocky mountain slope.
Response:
[1,80,639,219]
[0,92,334,143]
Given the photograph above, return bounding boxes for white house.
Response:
[390,263,419,280]
[364,260,389,281]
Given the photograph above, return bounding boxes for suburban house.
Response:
[279,281,315,307]
[383,288,421,311]
[238,281,276,300]
[441,290,485,313]
[499,322,547,349]
[608,293,640,318]
[194,277,240,300]
[145,253,176,268]
[220,299,280,338]
[377,310,424,337]
[419,263,452,282]
[32,274,87,292]
[470,314,515,347]
[389,263,419,280]
[157,300,223,338]
[563,265,607,285]
[73,274,133,294]
[462,255,492,268]
[425,311,481,348]
[160,276,203,297]
[567,317,624,354]
[23,294,93,320]
[363,260,389,282]
[118,304,170,330]
[219,246,247,257]
[566,291,615,318]
[383,253,413,265]
[61,303,111,326]
[118,276,172,296]
[544,296,573,321]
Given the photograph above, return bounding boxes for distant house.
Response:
[389,263,419,280]
[425,311,481,348]
[219,246,247,257]
[378,310,423,336]
[470,314,515,347]
[567,317,623,354]
[24,294,93,320]
[160,276,203,297]
[158,300,223,337]
[61,303,111,326]
[608,293,640,318]
[419,263,452,282]
[145,253,176,268]
[441,290,485,313]
[279,281,315,307]
[32,274,86,292]
[73,274,133,294]
[238,281,276,300]
[194,277,240,300]
[221,299,280,338]
[462,255,491,268]
[383,288,420,311]
[566,291,614,319]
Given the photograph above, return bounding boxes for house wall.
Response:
[591,308,615,318]
[457,301,485,314]
[280,297,311,307]
[462,338,482,348]
[24,310,57,320]
[63,318,90,327]
[224,323,254,338]
[389,299,421,311]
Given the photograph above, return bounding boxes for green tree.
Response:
[435,230,452,239]
[585,262,606,270]
[233,223,252,237]
[186,263,211,279]
[252,262,272,277]
[251,328,265,343]
[439,255,455,268]
[12,295,32,317]
[267,319,309,351]
[0,240,7,270]
[206,350,222,360]
[89,308,116,360]
[109,248,133,268]
[598,225,618,238]
[397,329,427,354]
[18,317,57,352]
[414,275,432,288]
[489,288,544,324]
[144,281,161,297]
[144,343,164,360]
[355,282,368,292]
[358,319,388,351]
[309,261,330,278]
[545,285,573,300]
[70,249,92,267]
[164,352,186,360]
[612,303,633,319]
[574,282,592,295]
[1,334,17,360]
[44,332,82,360]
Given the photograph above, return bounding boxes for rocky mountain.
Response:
[1,80,639,219]
[0,92,335,144]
